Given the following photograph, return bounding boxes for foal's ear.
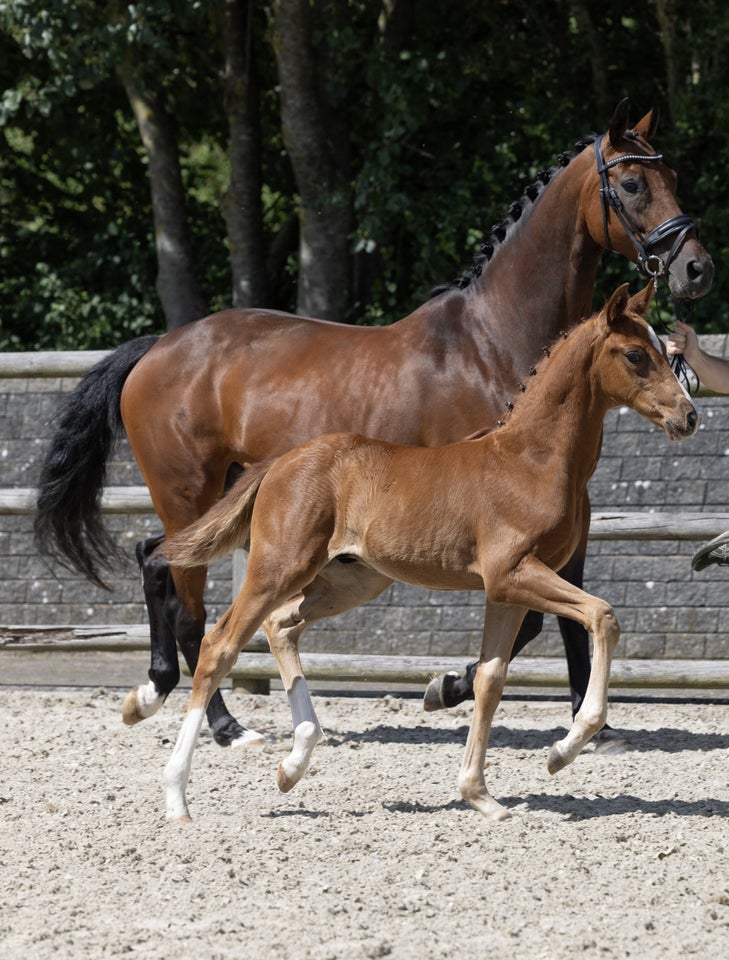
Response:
[608,98,630,148]
[632,103,660,143]
[626,279,655,317]
[605,282,631,325]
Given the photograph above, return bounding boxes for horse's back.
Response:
[120,299,492,471]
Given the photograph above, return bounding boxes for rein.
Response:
[594,136,695,280]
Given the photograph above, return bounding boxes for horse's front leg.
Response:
[423,609,544,711]
[458,602,527,821]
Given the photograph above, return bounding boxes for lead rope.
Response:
[652,283,701,395]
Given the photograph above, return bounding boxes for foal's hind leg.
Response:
[165,581,296,821]
[263,560,394,793]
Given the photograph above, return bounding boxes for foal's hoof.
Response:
[422,672,458,712]
[592,725,631,755]
[547,742,570,775]
[276,763,297,794]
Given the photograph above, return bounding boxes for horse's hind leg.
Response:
[122,535,180,725]
[125,536,264,748]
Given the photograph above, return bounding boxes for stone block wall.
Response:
[3,338,729,661]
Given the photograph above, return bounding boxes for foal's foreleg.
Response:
[458,603,527,822]
[497,557,621,774]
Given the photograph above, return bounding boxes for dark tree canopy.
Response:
[2,0,729,349]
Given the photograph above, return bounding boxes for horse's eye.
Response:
[625,350,643,365]
[621,178,640,195]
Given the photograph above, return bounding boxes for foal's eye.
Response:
[625,350,643,366]
[621,178,640,195]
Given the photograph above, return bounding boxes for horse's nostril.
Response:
[687,409,698,430]
[686,256,714,291]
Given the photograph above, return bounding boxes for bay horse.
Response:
[34,100,713,749]
[160,282,699,822]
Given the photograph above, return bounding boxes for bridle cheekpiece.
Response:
[594,134,695,279]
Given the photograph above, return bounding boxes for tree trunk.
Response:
[567,0,608,116]
[116,61,207,329]
[651,0,679,124]
[272,0,352,320]
[218,0,268,308]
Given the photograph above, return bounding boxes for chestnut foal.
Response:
[161,282,698,822]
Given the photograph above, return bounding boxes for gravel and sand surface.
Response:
[1,678,727,959]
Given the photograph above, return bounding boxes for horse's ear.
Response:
[608,98,631,147]
[627,279,655,317]
[605,282,631,326]
[632,103,660,142]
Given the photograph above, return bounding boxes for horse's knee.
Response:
[592,601,620,649]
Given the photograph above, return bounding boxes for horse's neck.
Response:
[468,149,601,365]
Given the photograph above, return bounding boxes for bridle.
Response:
[594,132,701,393]
[594,134,696,279]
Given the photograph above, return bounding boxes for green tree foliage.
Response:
[1,0,728,349]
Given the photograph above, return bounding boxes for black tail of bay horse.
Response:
[35,336,160,589]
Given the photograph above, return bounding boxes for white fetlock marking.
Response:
[164,707,205,820]
[280,720,323,784]
[137,681,165,719]
[231,728,267,750]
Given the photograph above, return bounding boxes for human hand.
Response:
[666,319,699,362]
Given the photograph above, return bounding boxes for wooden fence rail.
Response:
[3,485,729,541]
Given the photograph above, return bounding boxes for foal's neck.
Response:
[502,322,609,475]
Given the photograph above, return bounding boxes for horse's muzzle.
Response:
[664,404,700,440]
[667,250,714,300]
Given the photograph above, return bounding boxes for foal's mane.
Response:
[429,133,599,299]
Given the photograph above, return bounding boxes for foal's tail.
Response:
[34,335,160,589]
[159,462,274,568]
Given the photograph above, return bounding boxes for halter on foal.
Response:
[34,100,713,751]
[160,282,698,822]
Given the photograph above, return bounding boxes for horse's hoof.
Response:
[122,682,164,725]
[423,672,457,712]
[231,729,266,750]
[213,719,259,748]
[592,726,631,755]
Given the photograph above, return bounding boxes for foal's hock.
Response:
[161,281,698,822]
